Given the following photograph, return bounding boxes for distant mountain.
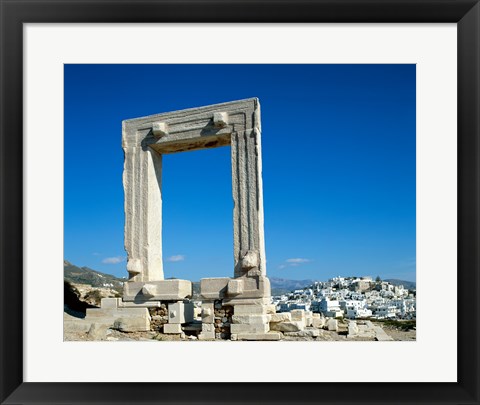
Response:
[269,277,316,296]
[384,279,416,290]
[64,260,125,291]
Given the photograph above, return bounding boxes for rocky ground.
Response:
[375,321,416,341]
[64,281,415,342]
[64,314,415,342]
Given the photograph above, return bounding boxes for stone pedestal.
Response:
[199,276,280,340]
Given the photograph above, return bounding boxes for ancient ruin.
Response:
[83,98,282,340]
[67,99,411,342]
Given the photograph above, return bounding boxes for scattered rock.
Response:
[284,329,320,338]
[270,321,304,332]
[88,323,109,340]
[312,317,325,329]
[270,313,291,323]
[326,319,338,332]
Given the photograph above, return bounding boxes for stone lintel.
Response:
[123,279,192,302]
[122,98,260,150]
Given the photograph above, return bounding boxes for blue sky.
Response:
[64,64,416,282]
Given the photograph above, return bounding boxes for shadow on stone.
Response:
[64,280,97,318]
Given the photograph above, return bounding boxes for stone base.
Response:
[85,306,150,332]
[198,323,216,340]
[231,323,269,334]
[163,323,183,334]
[81,297,151,332]
[123,279,192,302]
[235,332,282,341]
[200,275,271,302]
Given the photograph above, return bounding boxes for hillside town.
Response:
[272,276,416,320]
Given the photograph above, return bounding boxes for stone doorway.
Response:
[85,99,280,341]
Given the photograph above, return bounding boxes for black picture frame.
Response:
[1,1,479,404]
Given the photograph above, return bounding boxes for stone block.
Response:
[222,276,271,303]
[232,314,271,325]
[224,297,272,306]
[118,300,162,308]
[241,250,259,269]
[88,323,110,340]
[290,309,306,322]
[201,302,215,324]
[312,317,325,329]
[213,112,228,128]
[114,316,150,332]
[236,332,282,341]
[100,298,119,309]
[233,304,268,315]
[227,279,244,295]
[123,279,192,301]
[230,323,269,334]
[86,307,149,319]
[202,323,215,333]
[200,277,230,300]
[163,323,183,334]
[168,301,194,324]
[152,121,168,137]
[198,330,215,340]
[266,304,276,314]
[270,321,304,332]
[348,321,359,337]
[327,319,338,332]
[270,312,292,323]
[85,307,151,332]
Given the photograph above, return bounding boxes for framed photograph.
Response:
[1,1,479,404]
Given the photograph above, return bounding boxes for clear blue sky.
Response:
[64,64,416,282]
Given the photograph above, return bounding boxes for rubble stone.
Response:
[270,313,292,323]
[312,317,325,329]
[270,321,304,332]
[326,318,338,332]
